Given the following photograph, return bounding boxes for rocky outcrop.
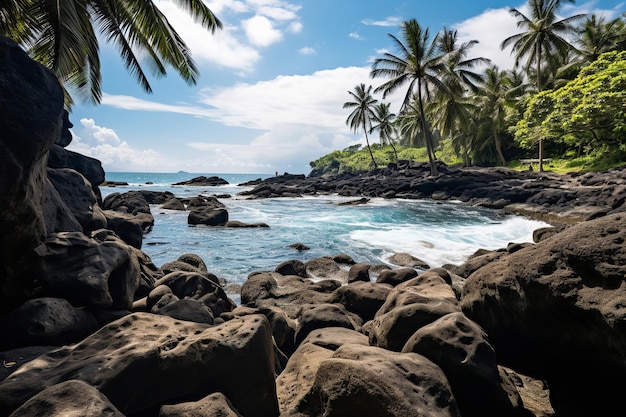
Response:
[173,175,229,186]
[4,32,626,417]
[460,212,626,416]
[0,313,278,416]
[239,163,626,225]
[0,36,65,312]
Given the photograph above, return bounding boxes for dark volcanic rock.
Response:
[460,212,626,417]
[8,380,125,417]
[0,297,97,350]
[173,176,229,186]
[0,313,279,417]
[0,36,65,312]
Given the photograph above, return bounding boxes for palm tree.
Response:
[576,14,626,65]
[370,102,399,161]
[371,19,448,176]
[431,27,489,166]
[0,0,222,106]
[474,65,523,166]
[501,0,584,171]
[343,83,378,168]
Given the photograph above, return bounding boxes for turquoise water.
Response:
[101,172,549,290]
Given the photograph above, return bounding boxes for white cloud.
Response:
[298,46,316,55]
[362,17,402,27]
[155,2,260,72]
[454,1,624,71]
[97,66,403,173]
[288,21,303,33]
[453,7,520,70]
[242,15,283,47]
[68,119,164,171]
[153,0,303,72]
[349,32,365,41]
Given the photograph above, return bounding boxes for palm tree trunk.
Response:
[537,44,544,172]
[417,83,439,176]
[494,129,507,166]
[363,128,377,168]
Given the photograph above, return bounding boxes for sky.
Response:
[67,0,626,175]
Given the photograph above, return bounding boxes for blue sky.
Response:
[67,0,625,175]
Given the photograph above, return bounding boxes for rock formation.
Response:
[1,34,625,417]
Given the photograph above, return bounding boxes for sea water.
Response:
[101,172,549,290]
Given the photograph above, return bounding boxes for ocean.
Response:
[101,172,549,300]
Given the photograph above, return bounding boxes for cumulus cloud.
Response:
[153,0,302,72]
[97,65,403,173]
[242,15,283,46]
[452,7,521,70]
[68,119,165,171]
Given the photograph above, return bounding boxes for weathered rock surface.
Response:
[0,297,97,350]
[34,231,141,310]
[159,392,243,417]
[0,313,279,417]
[8,380,124,417]
[369,270,461,351]
[0,36,65,312]
[287,343,461,417]
[460,212,626,416]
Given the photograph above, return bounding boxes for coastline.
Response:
[3,36,626,417]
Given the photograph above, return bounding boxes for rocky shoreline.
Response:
[2,36,626,417]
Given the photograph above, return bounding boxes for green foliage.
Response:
[513,51,626,153]
[309,144,463,174]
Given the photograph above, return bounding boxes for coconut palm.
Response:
[576,14,626,65]
[0,0,222,106]
[371,19,448,176]
[474,65,525,166]
[430,27,489,166]
[501,0,585,171]
[343,83,378,168]
[370,102,399,161]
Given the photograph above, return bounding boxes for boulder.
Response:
[277,327,369,415]
[173,176,229,186]
[188,207,229,226]
[0,297,97,350]
[290,344,460,417]
[369,270,461,351]
[304,257,348,282]
[460,212,626,416]
[402,312,527,417]
[8,380,124,417]
[0,313,279,417]
[387,252,431,269]
[294,303,362,347]
[375,267,419,286]
[35,231,141,310]
[159,392,243,417]
[329,281,393,322]
[0,36,65,312]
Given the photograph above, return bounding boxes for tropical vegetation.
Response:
[0,0,222,106]
[334,0,626,175]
